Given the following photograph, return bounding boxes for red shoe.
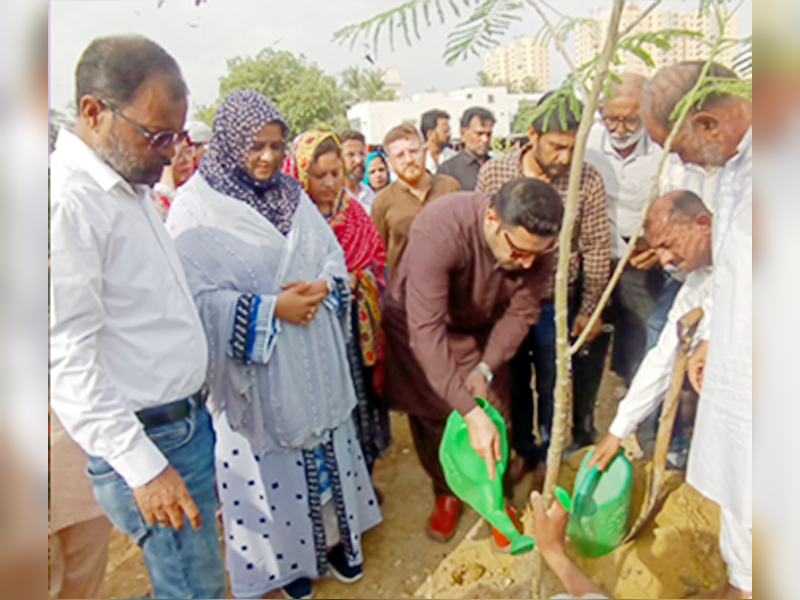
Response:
[491,505,523,553]
[426,495,463,542]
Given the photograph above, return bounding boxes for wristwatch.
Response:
[472,362,494,385]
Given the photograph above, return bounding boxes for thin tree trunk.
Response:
[529,1,627,597]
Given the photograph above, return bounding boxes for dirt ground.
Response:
[101,366,674,600]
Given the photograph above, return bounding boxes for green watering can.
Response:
[439,398,570,555]
[567,448,633,558]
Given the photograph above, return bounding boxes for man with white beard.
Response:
[585,73,664,391]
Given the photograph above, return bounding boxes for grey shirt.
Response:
[437,149,488,191]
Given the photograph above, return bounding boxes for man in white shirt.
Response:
[339,129,377,214]
[590,190,713,473]
[420,108,456,173]
[642,61,752,600]
[585,73,665,388]
[49,35,226,599]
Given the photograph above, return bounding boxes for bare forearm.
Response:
[541,548,611,599]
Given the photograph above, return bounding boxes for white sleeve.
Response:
[608,280,699,440]
[49,193,167,488]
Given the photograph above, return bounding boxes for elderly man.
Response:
[585,73,664,386]
[340,129,377,213]
[642,61,752,600]
[371,123,460,278]
[49,36,226,599]
[589,191,713,472]
[421,108,456,173]
[477,92,611,472]
[383,178,562,544]
[438,106,495,190]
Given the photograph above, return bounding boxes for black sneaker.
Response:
[327,544,364,584]
[282,577,314,599]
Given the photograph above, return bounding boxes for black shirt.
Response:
[437,149,487,191]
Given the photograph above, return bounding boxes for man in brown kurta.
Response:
[371,123,460,278]
[383,177,563,543]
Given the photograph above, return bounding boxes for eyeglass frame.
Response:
[601,114,642,132]
[502,229,557,260]
[99,98,188,152]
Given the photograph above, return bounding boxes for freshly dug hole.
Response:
[414,449,727,599]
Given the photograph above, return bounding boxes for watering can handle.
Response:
[572,449,622,515]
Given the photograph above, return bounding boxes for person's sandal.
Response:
[491,505,523,553]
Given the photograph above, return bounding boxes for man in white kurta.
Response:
[643,61,752,598]
[589,190,714,472]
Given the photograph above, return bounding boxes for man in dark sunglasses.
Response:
[382,178,563,548]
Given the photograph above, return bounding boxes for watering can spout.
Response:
[439,398,538,554]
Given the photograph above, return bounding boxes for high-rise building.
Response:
[575,3,739,77]
[484,37,550,91]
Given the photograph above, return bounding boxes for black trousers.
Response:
[510,295,610,465]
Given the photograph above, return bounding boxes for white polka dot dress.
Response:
[213,411,382,599]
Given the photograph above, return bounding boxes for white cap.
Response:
[186,120,212,144]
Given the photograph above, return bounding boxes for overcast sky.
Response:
[50,0,752,116]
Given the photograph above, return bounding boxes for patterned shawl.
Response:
[293,131,387,366]
[199,90,300,235]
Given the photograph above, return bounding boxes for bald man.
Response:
[589,190,712,473]
[643,61,752,600]
[586,72,665,390]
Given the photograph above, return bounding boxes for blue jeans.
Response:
[87,403,226,599]
[645,274,683,352]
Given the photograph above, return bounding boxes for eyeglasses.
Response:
[100,99,188,152]
[602,115,642,131]
[503,230,556,260]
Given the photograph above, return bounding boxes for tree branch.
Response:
[525,0,587,94]
[568,5,741,356]
[618,0,663,39]
[529,1,627,598]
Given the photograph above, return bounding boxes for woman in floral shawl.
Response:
[292,131,392,477]
[166,92,381,600]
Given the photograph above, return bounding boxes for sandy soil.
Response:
[101,365,725,600]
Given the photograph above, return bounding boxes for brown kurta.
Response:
[383,192,555,422]
[371,173,461,277]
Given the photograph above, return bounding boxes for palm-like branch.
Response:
[333,0,525,65]
[443,0,524,64]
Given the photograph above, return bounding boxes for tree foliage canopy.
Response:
[195,48,349,135]
[340,66,397,106]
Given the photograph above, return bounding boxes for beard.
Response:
[609,126,645,151]
[346,165,365,182]
[95,125,168,186]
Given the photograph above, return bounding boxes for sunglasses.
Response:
[100,99,188,152]
[503,230,556,260]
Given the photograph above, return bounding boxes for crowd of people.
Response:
[49,34,751,600]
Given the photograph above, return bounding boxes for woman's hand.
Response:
[275,281,328,326]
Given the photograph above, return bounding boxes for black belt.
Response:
[136,392,204,430]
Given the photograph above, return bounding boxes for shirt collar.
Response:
[600,126,654,160]
[55,128,141,196]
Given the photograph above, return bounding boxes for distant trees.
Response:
[475,70,542,93]
[195,49,396,135]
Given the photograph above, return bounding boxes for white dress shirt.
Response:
[585,123,664,259]
[657,151,723,213]
[425,146,457,174]
[355,182,376,215]
[608,267,713,441]
[49,129,209,488]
